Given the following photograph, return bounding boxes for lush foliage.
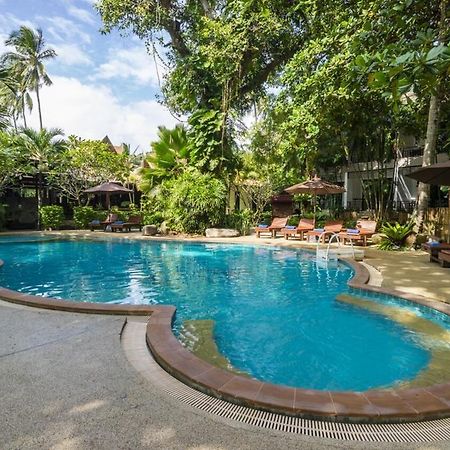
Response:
[378,221,415,251]
[148,169,227,234]
[140,125,189,192]
[73,206,101,229]
[50,136,131,205]
[223,209,254,236]
[39,205,64,230]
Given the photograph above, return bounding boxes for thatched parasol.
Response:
[84,182,132,210]
[285,176,346,221]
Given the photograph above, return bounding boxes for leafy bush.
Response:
[302,210,339,228]
[378,221,414,251]
[109,206,128,221]
[39,205,65,230]
[287,215,301,226]
[223,209,254,235]
[258,211,272,225]
[163,169,227,233]
[73,206,104,229]
[140,196,165,226]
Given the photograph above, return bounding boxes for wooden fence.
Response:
[424,207,450,241]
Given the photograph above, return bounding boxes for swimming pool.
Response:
[0,237,448,391]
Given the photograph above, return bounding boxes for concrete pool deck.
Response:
[0,233,448,449]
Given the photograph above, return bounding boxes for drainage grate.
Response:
[122,320,450,443]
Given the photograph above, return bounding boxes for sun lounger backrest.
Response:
[298,218,315,229]
[357,220,377,233]
[270,217,288,228]
[324,221,343,232]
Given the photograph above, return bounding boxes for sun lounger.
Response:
[256,217,288,238]
[111,215,143,232]
[281,218,315,240]
[438,249,450,267]
[422,242,450,264]
[339,220,377,246]
[438,250,450,268]
[90,213,118,231]
[307,221,343,243]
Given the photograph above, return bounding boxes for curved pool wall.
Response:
[0,235,449,423]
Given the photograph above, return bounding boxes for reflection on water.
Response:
[0,239,446,391]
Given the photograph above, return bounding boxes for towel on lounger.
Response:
[258,224,268,228]
[285,225,296,229]
[347,229,360,234]
[313,228,324,232]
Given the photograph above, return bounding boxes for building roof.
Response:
[102,135,126,155]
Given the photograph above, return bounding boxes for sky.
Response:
[0,0,181,153]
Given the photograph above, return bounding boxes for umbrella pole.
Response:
[106,193,110,210]
[313,193,317,224]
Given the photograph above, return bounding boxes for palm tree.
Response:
[2,27,56,130]
[139,125,190,193]
[0,67,33,130]
[12,128,66,229]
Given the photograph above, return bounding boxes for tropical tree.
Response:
[49,136,132,205]
[0,131,20,193]
[140,125,190,193]
[1,26,56,130]
[12,128,66,228]
[96,0,308,176]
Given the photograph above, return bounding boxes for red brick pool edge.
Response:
[1,256,449,423]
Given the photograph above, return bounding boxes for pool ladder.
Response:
[316,232,355,261]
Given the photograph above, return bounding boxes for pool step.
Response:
[179,319,247,376]
[336,293,450,388]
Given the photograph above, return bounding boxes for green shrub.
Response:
[378,221,414,251]
[163,169,227,234]
[287,214,301,226]
[39,205,65,230]
[140,197,165,226]
[223,209,254,235]
[73,206,104,229]
[109,206,128,221]
[258,211,272,225]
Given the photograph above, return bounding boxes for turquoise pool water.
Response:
[0,237,446,391]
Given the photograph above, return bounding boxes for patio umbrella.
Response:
[408,160,450,238]
[84,182,132,210]
[285,176,346,221]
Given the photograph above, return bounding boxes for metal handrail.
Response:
[316,232,355,261]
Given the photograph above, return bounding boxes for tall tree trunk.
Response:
[415,93,441,232]
[415,0,448,232]
[36,85,43,131]
[22,97,27,129]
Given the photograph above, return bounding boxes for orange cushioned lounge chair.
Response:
[306,221,344,243]
[256,217,288,239]
[281,218,315,240]
[339,219,377,247]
